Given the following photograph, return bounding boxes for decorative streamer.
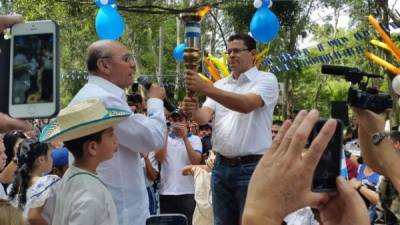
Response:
[364,51,400,75]
[204,57,222,81]
[368,15,400,62]
[208,53,229,77]
[197,73,214,85]
[370,40,395,55]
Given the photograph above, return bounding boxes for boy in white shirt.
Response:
[39,99,130,225]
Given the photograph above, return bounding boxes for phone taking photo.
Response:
[308,119,343,192]
[8,20,59,118]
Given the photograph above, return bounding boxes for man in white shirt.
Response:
[155,110,202,225]
[182,33,279,225]
[70,40,167,225]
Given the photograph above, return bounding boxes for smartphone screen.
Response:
[310,119,343,192]
[12,33,53,104]
[9,20,58,118]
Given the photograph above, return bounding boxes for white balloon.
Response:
[253,0,263,8]
[392,75,400,95]
[269,0,273,8]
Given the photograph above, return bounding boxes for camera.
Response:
[348,87,392,113]
[127,92,143,105]
[131,82,139,93]
[321,65,392,113]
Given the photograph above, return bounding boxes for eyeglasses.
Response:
[225,48,249,55]
[101,53,135,63]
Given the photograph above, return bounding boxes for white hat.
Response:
[40,99,130,143]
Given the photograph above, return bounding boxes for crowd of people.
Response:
[1,14,400,225]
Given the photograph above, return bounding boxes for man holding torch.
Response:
[182,33,279,225]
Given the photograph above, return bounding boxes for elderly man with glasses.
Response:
[182,33,279,225]
[69,40,167,225]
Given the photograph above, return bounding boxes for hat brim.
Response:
[39,108,130,143]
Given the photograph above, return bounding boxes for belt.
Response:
[217,153,262,166]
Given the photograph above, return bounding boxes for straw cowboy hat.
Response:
[39,99,131,143]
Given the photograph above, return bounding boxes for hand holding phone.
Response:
[8,20,59,118]
[0,15,23,32]
[243,111,339,225]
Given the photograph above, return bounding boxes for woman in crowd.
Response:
[0,131,27,185]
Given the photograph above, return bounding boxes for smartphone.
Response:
[8,20,59,118]
[309,119,343,192]
[146,214,188,225]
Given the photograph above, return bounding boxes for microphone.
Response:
[136,76,176,112]
[321,65,382,78]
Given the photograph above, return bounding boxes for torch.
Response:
[180,6,210,97]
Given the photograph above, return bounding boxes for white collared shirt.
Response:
[158,133,202,195]
[203,67,279,157]
[52,166,118,225]
[70,75,167,225]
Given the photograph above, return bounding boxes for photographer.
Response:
[374,131,400,225]
[156,110,202,225]
[353,108,400,192]
[242,110,369,225]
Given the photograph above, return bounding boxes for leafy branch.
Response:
[54,0,229,15]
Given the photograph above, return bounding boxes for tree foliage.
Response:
[5,0,399,124]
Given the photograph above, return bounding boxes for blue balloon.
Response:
[262,0,271,8]
[173,43,187,61]
[95,5,125,40]
[95,0,116,8]
[250,7,279,43]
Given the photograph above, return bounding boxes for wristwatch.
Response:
[372,132,388,145]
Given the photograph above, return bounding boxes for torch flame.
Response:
[197,5,211,17]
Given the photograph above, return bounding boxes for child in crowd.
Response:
[3,131,27,167]
[0,131,27,186]
[182,151,215,225]
[0,199,24,225]
[50,147,69,178]
[39,99,130,225]
[8,139,60,225]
